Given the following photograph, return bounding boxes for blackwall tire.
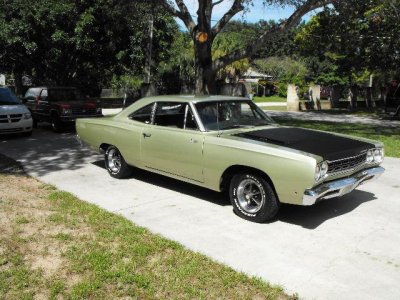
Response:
[104,145,132,179]
[51,116,63,133]
[229,173,280,223]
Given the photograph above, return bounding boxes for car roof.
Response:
[138,95,248,105]
[118,94,251,118]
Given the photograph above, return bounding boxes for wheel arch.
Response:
[220,165,278,199]
[99,143,111,154]
[50,109,59,117]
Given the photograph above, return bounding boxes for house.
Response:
[241,69,272,83]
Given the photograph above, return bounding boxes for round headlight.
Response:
[23,113,32,119]
[320,161,329,177]
[62,108,72,115]
[373,149,383,163]
[366,150,374,163]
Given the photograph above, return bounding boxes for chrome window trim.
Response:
[189,102,206,132]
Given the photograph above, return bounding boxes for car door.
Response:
[36,89,51,120]
[141,102,204,183]
[24,88,41,116]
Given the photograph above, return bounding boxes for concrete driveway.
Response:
[1,127,400,300]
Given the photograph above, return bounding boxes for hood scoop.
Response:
[234,128,375,161]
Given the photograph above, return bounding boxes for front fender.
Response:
[203,136,317,205]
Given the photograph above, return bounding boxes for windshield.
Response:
[195,100,274,131]
[0,88,19,105]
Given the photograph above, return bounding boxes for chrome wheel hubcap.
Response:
[107,148,122,173]
[237,179,264,214]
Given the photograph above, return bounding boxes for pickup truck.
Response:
[24,87,102,132]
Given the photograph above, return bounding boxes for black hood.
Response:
[234,128,375,161]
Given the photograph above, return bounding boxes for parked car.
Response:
[0,87,33,136]
[76,95,385,223]
[24,87,102,132]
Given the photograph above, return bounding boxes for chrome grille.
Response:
[72,108,96,115]
[328,153,367,174]
[0,114,23,123]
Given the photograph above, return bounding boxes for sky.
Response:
[173,0,318,28]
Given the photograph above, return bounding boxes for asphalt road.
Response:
[1,126,400,300]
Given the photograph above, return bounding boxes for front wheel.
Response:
[51,115,63,132]
[229,173,280,223]
[104,146,132,179]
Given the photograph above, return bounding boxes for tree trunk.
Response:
[194,37,217,95]
[13,72,23,97]
[330,86,341,108]
[365,87,374,109]
[350,86,358,109]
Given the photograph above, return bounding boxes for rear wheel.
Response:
[229,173,280,223]
[104,145,132,179]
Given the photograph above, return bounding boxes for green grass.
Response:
[275,118,400,158]
[302,108,384,118]
[253,96,287,103]
[263,106,288,111]
[0,171,294,300]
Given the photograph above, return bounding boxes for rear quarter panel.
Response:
[76,117,142,167]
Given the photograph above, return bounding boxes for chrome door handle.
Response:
[143,133,151,138]
[190,138,198,143]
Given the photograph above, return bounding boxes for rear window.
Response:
[0,88,19,105]
[25,88,41,99]
[48,89,83,102]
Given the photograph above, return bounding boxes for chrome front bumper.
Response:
[303,166,385,206]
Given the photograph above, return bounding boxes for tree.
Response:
[254,56,308,83]
[293,0,400,106]
[295,0,400,87]
[0,0,178,95]
[161,0,335,94]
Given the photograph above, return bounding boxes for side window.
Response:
[129,103,154,124]
[154,102,186,129]
[185,106,199,130]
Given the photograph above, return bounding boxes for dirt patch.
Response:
[0,155,88,296]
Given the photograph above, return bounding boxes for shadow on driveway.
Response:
[278,190,377,229]
[0,127,101,177]
[92,160,230,206]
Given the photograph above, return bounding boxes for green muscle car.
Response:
[76,95,385,223]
